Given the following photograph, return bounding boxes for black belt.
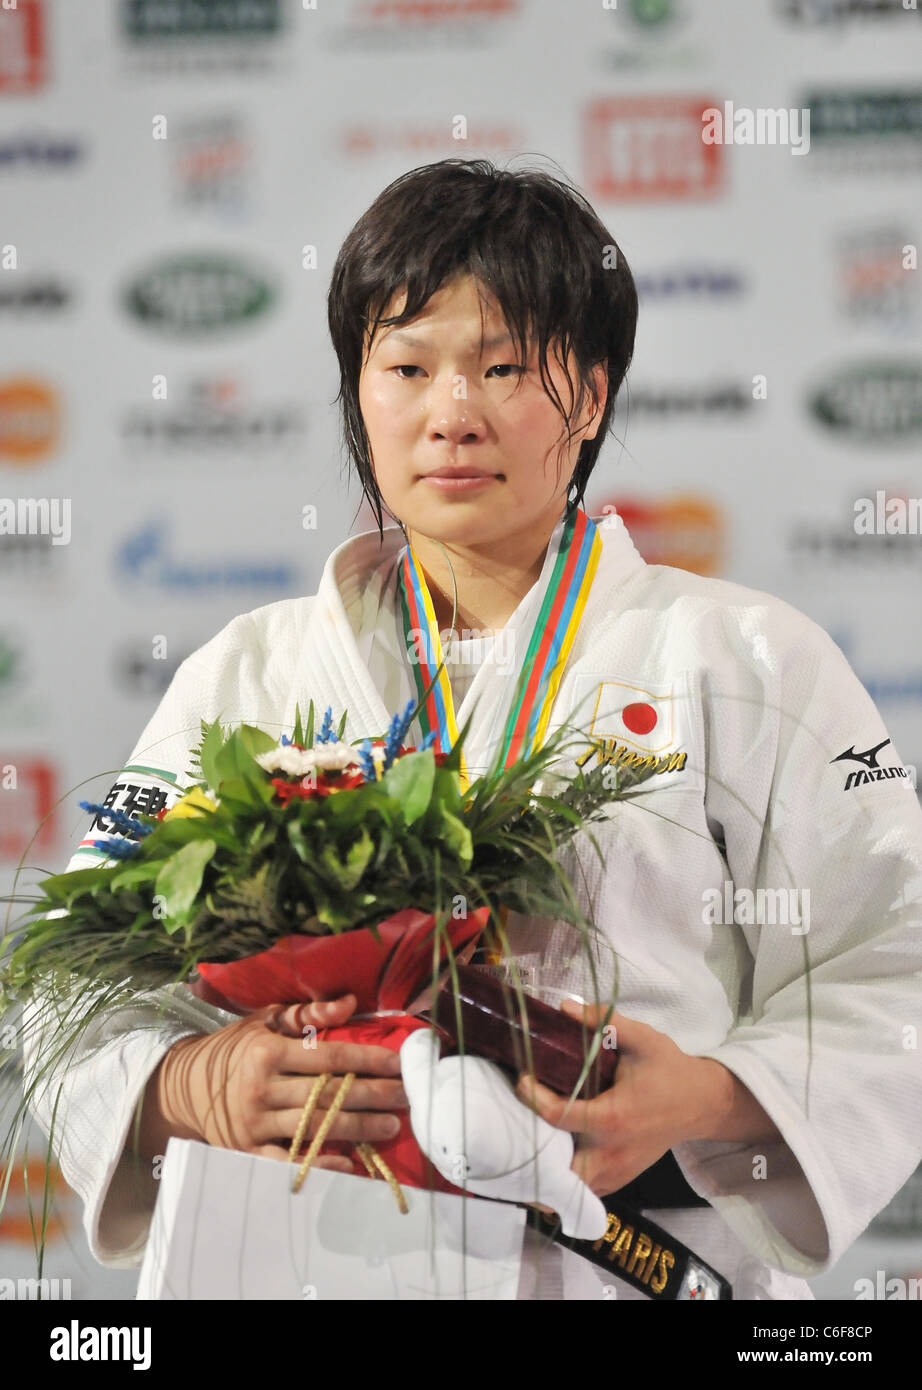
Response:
[615,1149,710,1209]
[527,1152,732,1300]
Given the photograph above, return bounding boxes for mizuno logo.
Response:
[830,738,913,792]
[830,738,891,770]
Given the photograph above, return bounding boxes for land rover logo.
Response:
[123,255,274,336]
[629,0,677,24]
[123,0,282,38]
[809,362,922,440]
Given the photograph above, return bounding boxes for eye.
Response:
[391,363,526,382]
[487,364,526,379]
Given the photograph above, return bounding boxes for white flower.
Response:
[256,746,317,776]
[309,743,362,772]
[255,741,363,776]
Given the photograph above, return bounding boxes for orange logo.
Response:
[599,496,725,575]
[0,1159,70,1245]
[0,379,60,463]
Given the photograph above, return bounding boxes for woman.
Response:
[24,158,922,1300]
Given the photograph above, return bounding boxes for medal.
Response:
[397,503,602,792]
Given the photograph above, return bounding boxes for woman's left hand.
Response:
[514,1001,746,1197]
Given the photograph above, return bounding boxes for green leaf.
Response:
[437,808,473,867]
[292,703,306,747]
[209,775,258,810]
[197,719,227,794]
[318,827,374,891]
[382,749,435,825]
[108,860,163,890]
[154,839,216,931]
[32,866,111,906]
[238,723,277,758]
[208,726,274,800]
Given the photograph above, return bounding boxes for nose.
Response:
[425,375,488,448]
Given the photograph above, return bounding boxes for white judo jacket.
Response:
[23,507,922,1300]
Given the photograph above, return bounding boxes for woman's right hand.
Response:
[138,994,407,1171]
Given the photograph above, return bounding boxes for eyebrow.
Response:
[381,328,515,352]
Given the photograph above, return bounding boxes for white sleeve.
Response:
[672,607,922,1277]
[21,615,266,1267]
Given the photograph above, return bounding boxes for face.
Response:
[357,273,607,552]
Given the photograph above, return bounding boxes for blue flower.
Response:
[92,837,141,860]
[356,738,378,783]
[317,706,339,746]
[79,800,154,839]
[379,698,415,773]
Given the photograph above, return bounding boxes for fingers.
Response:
[267,1075,407,1112]
[311,1154,358,1175]
[267,1107,403,1146]
[559,999,648,1050]
[514,1075,594,1132]
[250,1023,404,1079]
[250,1144,355,1174]
[276,1037,405,1078]
[262,996,358,1036]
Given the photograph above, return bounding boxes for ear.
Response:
[582,362,609,441]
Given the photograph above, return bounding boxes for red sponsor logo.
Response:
[600,495,725,576]
[341,120,523,156]
[359,0,517,20]
[0,755,57,861]
[0,0,47,93]
[585,96,724,202]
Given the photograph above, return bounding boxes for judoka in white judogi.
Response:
[22,505,922,1299]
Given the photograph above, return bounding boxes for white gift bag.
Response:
[137,1138,525,1301]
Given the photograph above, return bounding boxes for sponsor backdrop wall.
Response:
[1,0,920,1300]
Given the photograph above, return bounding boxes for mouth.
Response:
[421,473,498,492]
[424,467,496,479]
[420,467,502,492]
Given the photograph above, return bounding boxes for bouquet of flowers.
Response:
[1,696,657,1201]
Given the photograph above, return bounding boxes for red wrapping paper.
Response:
[191,907,490,1192]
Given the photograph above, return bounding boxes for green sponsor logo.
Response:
[0,636,19,688]
[629,0,676,25]
[806,89,922,139]
[809,361,922,440]
[123,0,282,39]
[123,254,274,336]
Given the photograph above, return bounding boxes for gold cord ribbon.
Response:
[288,1072,408,1214]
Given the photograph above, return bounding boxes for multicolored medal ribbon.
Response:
[396,504,601,963]
[397,503,600,791]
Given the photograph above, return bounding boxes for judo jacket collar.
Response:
[305,506,646,750]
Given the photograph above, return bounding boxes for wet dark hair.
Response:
[327,157,638,538]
